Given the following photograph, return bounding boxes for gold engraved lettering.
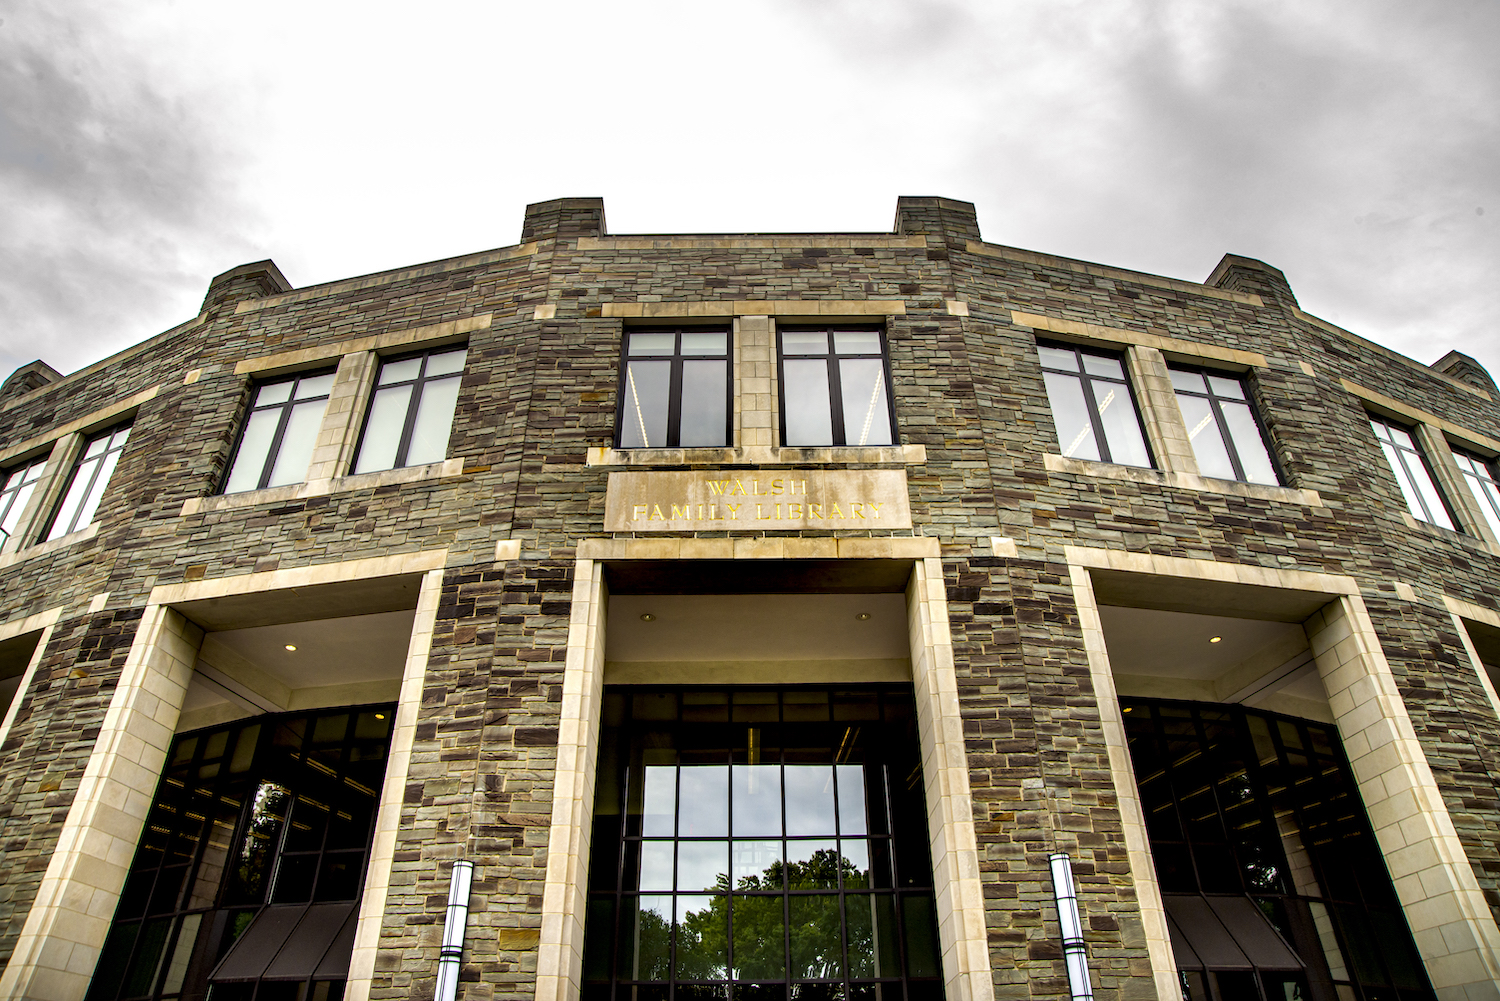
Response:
[831,503,845,519]
[867,502,882,518]
[708,480,729,496]
[752,480,763,495]
[809,504,824,519]
[671,504,689,520]
[726,504,741,519]
[650,505,665,520]
[852,502,865,519]
[698,505,705,519]
[732,479,748,496]
[775,503,782,519]
[771,479,784,496]
[757,505,769,520]
[788,503,802,519]
[633,505,648,520]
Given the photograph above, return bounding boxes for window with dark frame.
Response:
[0,456,47,545]
[1167,367,1281,485]
[777,328,895,448]
[1450,448,1500,539]
[351,345,467,475]
[1036,343,1152,467]
[1369,417,1455,530]
[617,328,732,449]
[581,686,943,1001]
[222,370,337,494]
[44,423,131,542]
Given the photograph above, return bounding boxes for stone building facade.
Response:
[0,196,1496,1001]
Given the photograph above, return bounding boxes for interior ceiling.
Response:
[606,593,909,663]
[1099,606,1307,681]
[203,609,415,688]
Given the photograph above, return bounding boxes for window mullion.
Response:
[1207,395,1246,482]
[826,350,846,446]
[257,401,297,491]
[1079,372,1114,464]
[666,353,685,448]
[393,372,425,469]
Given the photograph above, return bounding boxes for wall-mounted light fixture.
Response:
[434,859,474,1001]
[1048,852,1094,1001]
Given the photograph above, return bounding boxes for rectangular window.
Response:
[777,328,895,447]
[1451,448,1500,539]
[352,345,467,474]
[0,457,46,545]
[1037,342,1152,467]
[44,423,131,541]
[222,369,336,493]
[617,328,731,448]
[1370,417,1454,529]
[1168,367,1280,485]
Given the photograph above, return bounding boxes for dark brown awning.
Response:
[211,902,360,983]
[1163,895,1302,972]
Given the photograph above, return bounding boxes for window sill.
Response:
[587,444,926,467]
[181,458,466,516]
[0,523,101,570]
[1396,511,1499,554]
[1043,453,1323,506]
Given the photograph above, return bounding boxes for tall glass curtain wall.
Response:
[87,706,397,1001]
[1120,699,1434,1001]
[582,686,943,1001]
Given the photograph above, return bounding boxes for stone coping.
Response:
[577,235,928,251]
[1304,310,1491,400]
[1043,453,1324,506]
[1012,311,1269,369]
[180,458,465,517]
[586,444,926,467]
[968,241,1264,306]
[601,300,906,319]
[235,245,539,313]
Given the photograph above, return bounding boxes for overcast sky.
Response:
[2,0,1496,385]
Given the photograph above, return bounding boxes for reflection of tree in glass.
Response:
[674,850,867,982]
[234,781,289,899]
[635,907,673,980]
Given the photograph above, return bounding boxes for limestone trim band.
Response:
[1043,453,1324,507]
[602,300,907,319]
[234,314,493,376]
[1011,311,1269,369]
[1340,379,1500,455]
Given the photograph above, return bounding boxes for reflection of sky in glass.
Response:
[732,765,781,836]
[676,841,727,892]
[642,766,675,836]
[638,841,673,891]
[836,765,866,835]
[732,840,781,888]
[783,765,836,836]
[679,767,727,836]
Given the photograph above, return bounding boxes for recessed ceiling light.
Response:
[1209,636,1222,644]
[284,644,297,651]
[856,612,871,621]
[639,613,656,622]
[375,713,386,720]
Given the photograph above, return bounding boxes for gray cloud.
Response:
[0,1,260,379]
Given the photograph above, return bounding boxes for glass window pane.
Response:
[732,841,781,889]
[1037,345,1079,372]
[1386,424,1416,450]
[833,331,881,355]
[639,841,674,891]
[836,765,867,836]
[1081,353,1124,379]
[256,381,294,407]
[1207,374,1245,400]
[680,332,727,355]
[266,399,328,487]
[404,375,462,466]
[731,895,785,980]
[628,333,676,357]
[1370,420,1393,443]
[633,896,673,980]
[620,361,671,449]
[676,895,728,980]
[678,766,728,837]
[732,765,782,837]
[424,347,468,377]
[83,436,108,459]
[294,373,336,400]
[1043,371,1100,461]
[643,765,677,837]
[377,358,422,385]
[1468,471,1500,539]
[782,331,828,355]
[786,840,839,889]
[840,839,870,888]
[72,447,124,535]
[0,481,37,537]
[1221,402,1279,485]
[838,358,893,447]
[110,427,131,450]
[1169,369,1206,393]
[789,895,843,979]
[679,360,728,447]
[1401,449,1455,529]
[1094,381,1152,467]
[677,841,728,892]
[901,894,940,977]
[225,409,282,493]
[782,359,833,447]
[783,766,837,836]
[353,385,413,474]
[1177,395,1235,480]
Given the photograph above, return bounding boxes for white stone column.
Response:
[305,350,377,483]
[2,435,80,554]
[534,559,609,1001]
[1125,346,1199,476]
[0,605,203,1001]
[737,316,776,450]
[1307,595,1500,1001]
[907,557,995,1001]
[1415,424,1497,546]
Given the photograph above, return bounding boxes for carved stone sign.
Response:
[604,469,913,532]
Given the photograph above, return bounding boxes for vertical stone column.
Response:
[1068,564,1180,1001]
[907,558,994,1001]
[1125,346,1199,476]
[3,434,81,553]
[736,316,775,451]
[305,350,377,483]
[0,605,203,1001]
[1415,423,1497,546]
[534,559,608,1001]
[1306,595,1500,999]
